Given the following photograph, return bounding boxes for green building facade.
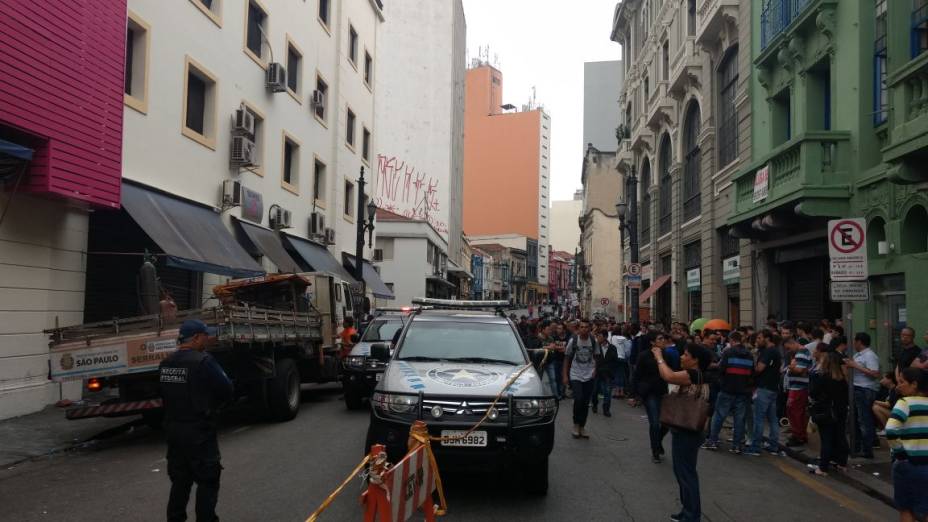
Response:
[731,0,928,365]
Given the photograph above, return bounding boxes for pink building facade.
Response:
[0,0,126,418]
[548,248,573,306]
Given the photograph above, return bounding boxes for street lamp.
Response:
[617,164,639,325]
[354,166,376,324]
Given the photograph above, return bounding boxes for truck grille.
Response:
[421,398,508,419]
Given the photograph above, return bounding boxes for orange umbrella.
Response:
[703,319,732,331]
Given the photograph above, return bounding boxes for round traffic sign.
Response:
[830,220,864,254]
[600,297,610,306]
[628,263,641,276]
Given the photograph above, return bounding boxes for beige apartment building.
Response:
[611,0,752,325]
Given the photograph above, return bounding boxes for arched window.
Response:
[867,217,887,258]
[640,159,652,246]
[683,103,702,221]
[659,135,672,235]
[901,205,928,254]
[718,46,739,167]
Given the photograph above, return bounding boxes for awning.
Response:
[281,234,357,282]
[427,276,457,289]
[121,182,265,278]
[233,217,302,273]
[342,253,395,300]
[0,137,33,161]
[639,274,671,305]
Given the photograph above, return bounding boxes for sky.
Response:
[462,0,621,201]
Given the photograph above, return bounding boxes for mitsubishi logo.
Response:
[457,401,472,415]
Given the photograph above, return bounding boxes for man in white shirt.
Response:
[845,332,881,458]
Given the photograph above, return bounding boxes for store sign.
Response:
[641,263,652,281]
[686,268,701,290]
[828,218,868,281]
[722,256,740,285]
[753,166,770,203]
[626,274,642,289]
[241,187,264,223]
[829,281,870,302]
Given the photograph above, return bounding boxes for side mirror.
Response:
[351,333,361,344]
[370,343,391,362]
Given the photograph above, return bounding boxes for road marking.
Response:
[772,460,885,522]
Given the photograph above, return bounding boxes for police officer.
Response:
[160,319,233,522]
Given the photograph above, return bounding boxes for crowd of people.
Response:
[515,309,928,522]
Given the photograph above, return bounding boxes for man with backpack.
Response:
[703,331,754,453]
[563,320,596,438]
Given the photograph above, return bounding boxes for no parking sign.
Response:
[827,218,868,281]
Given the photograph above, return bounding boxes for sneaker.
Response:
[579,427,590,439]
[744,448,762,457]
[604,411,612,417]
[652,454,662,463]
[591,404,598,414]
[729,447,743,455]
[701,441,719,451]
[670,514,683,522]
[572,425,581,439]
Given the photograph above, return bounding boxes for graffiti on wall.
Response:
[374,154,448,234]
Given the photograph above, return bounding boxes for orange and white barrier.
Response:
[361,441,437,522]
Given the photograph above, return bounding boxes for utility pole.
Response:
[354,166,376,325]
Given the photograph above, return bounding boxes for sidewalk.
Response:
[0,405,134,469]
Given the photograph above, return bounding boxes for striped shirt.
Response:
[787,348,812,391]
[885,396,928,464]
[719,345,754,395]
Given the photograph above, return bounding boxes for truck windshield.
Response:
[396,321,526,365]
[362,319,403,342]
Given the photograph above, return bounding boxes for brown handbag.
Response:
[659,371,710,432]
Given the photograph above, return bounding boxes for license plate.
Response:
[375,373,382,382]
[440,430,487,447]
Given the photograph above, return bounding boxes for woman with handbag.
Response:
[809,351,850,476]
[652,342,714,522]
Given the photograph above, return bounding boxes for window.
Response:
[683,103,701,221]
[373,249,384,262]
[807,59,831,131]
[348,25,359,66]
[687,0,696,36]
[720,227,740,259]
[771,88,791,145]
[362,127,371,162]
[658,136,672,236]
[242,102,265,174]
[718,47,739,167]
[364,51,373,86]
[124,12,150,113]
[346,107,356,148]
[875,0,889,125]
[281,132,300,191]
[640,159,652,246]
[344,180,355,217]
[314,74,328,122]
[245,0,268,64]
[190,0,221,26]
[914,0,928,57]
[644,74,650,97]
[685,241,702,319]
[662,40,669,81]
[286,38,302,97]
[318,0,330,29]
[182,56,217,149]
[313,157,326,203]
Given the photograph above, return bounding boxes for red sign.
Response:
[600,297,610,306]
[829,220,864,254]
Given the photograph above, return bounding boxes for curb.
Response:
[2,419,141,470]
[778,442,895,509]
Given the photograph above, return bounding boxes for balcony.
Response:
[696,0,739,47]
[646,82,675,131]
[883,51,928,183]
[630,115,653,153]
[730,131,851,223]
[668,37,701,99]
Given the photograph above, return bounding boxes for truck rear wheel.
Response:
[267,358,300,421]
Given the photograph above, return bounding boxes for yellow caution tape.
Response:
[305,455,371,522]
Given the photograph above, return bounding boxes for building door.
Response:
[727,286,740,326]
[879,292,907,367]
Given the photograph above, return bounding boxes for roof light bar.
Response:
[410,298,511,309]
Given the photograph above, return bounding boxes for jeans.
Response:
[167,434,222,522]
[643,393,669,456]
[786,389,809,442]
[748,388,780,452]
[570,379,595,427]
[853,386,877,455]
[672,428,704,521]
[818,414,849,472]
[545,359,564,399]
[613,359,628,391]
[591,376,613,413]
[708,391,748,448]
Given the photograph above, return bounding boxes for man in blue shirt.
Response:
[703,331,754,453]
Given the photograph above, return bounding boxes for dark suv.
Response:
[365,299,557,494]
[342,313,406,409]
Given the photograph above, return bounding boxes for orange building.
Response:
[463,65,551,285]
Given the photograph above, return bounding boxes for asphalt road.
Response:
[0,384,897,522]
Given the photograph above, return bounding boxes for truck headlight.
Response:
[515,398,557,417]
[345,356,366,368]
[371,392,417,414]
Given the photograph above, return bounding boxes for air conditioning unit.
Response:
[270,207,292,229]
[310,89,325,107]
[221,179,242,207]
[323,227,336,245]
[232,108,255,136]
[266,63,287,93]
[309,212,326,236]
[230,135,257,167]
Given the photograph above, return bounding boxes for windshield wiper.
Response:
[448,357,521,366]
[397,356,443,362]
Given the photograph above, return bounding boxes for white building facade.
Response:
[374,210,451,306]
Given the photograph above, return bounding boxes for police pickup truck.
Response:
[364,298,557,495]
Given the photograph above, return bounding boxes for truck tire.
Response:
[522,456,549,495]
[267,358,300,421]
[344,382,364,410]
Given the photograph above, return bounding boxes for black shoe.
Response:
[860,453,874,459]
[591,405,598,414]
[652,454,662,463]
[670,514,683,522]
[604,411,612,417]
[659,444,666,455]
[786,438,805,447]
